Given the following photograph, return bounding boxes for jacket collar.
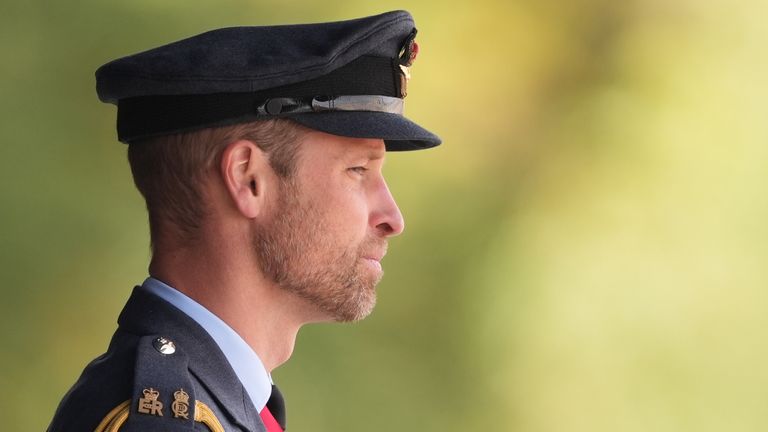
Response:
[117,286,260,431]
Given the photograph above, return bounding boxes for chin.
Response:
[331,291,378,323]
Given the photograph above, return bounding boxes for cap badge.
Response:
[398,41,419,98]
[398,30,419,98]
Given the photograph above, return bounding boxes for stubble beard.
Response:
[252,179,384,322]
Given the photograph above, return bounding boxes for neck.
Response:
[148,241,316,372]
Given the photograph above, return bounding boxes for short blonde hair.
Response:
[128,119,308,248]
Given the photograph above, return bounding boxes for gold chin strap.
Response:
[95,400,225,432]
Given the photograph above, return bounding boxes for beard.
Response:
[252,179,386,322]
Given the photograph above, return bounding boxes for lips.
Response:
[363,253,384,263]
[363,258,383,274]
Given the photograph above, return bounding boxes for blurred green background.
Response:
[2,0,767,430]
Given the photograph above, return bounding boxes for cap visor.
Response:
[289,111,441,151]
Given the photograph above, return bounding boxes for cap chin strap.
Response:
[257,95,404,116]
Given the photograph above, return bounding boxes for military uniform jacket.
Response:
[48,286,269,431]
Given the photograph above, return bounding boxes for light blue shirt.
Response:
[142,277,271,412]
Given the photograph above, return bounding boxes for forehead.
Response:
[297,130,386,163]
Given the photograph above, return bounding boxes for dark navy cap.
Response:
[96,10,441,151]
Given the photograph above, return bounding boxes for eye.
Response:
[348,166,369,175]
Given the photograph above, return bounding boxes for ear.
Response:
[220,140,272,218]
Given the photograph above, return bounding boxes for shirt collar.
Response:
[141,277,272,412]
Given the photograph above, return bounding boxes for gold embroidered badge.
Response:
[172,388,191,419]
[399,64,411,98]
[137,388,164,416]
[398,37,418,98]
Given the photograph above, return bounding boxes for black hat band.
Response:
[117,55,405,143]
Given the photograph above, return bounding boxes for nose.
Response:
[370,178,405,238]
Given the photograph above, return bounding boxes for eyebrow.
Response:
[345,148,384,161]
[339,140,386,161]
[366,151,385,161]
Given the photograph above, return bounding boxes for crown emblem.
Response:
[172,388,191,419]
[142,388,160,400]
[173,389,189,404]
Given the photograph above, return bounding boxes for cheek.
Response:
[300,173,371,238]
[321,189,370,237]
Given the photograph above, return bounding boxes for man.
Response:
[48,10,440,432]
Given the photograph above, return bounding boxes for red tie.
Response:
[260,406,284,432]
[260,385,286,431]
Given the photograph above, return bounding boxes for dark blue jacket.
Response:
[48,286,268,431]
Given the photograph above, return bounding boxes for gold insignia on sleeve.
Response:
[137,387,164,416]
[172,388,191,419]
[195,401,225,432]
[94,400,130,432]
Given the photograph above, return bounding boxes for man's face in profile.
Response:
[252,130,405,322]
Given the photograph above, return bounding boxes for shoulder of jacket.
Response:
[95,334,225,432]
